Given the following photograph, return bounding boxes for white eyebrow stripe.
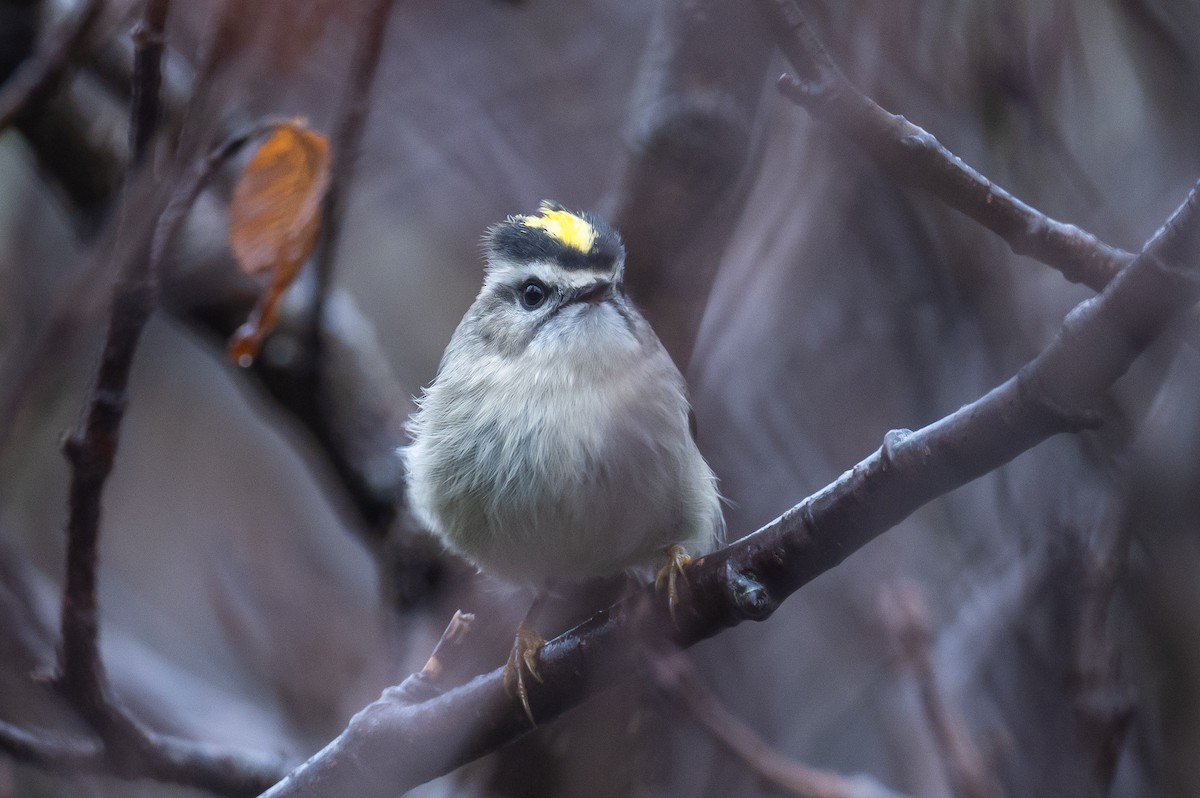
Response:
[485,260,612,291]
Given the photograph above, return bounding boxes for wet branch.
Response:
[2,4,414,784]
[258,175,1200,796]
[756,0,1133,291]
[35,4,293,787]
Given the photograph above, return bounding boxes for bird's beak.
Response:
[571,280,614,305]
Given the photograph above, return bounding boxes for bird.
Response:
[404,201,723,722]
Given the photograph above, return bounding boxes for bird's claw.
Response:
[503,620,545,725]
[654,544,694,628]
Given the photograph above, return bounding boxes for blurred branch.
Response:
[1061,513,1137,789]
[257,175,1200,796]
[0,0,42,88]
[151,3,413,548]
[0,0,106,132]
[758,0,1133,290]
[56,0,173,716]
[20,84,129,236]
[10,114,292,794]
[173,2,436,599]
[762,0,1200,353]
[309,0,395,367]
[651,653,910,798]
[5,3,427,582]
[0,720,106,773]
[0,715,283,795]
[610,0,773,369]
[880,582,999,798]
[127,0,168,165]
[240,0,413,553]
[759,8,1144,785]
[1,0,122,228]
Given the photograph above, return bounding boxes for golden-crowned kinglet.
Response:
[405,201,723,718]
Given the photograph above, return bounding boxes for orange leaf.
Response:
[227,120,331,366]
[229,120,330,276]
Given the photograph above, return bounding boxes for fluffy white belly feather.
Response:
[406,328,719,585]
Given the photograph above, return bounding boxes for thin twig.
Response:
[0,0,106,133]
[128,0,170,166]
[1062,511,1137,788]
[150,117,295,270]
[393,610,478,701]
[24,119,289,794]
[259,179,1200,797]
[309,0,396,368]
[880,582,999,798]
[245,0,405,546]
[755,0,1133,291]
[56,0,174,709]
[652,653,910,798]
[761,0,1200,350]
[0,720,106,773]
[6,5,419,567]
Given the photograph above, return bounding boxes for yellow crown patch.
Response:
[521,203,597,254]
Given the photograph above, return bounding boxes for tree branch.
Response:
[756,0,1133,291]
[56,0,174,720]
[128,0,169,166]
[651,653,910,798]
[0,713,285,794]
[257,175,1200,796]
[245,0,409,550]
[10,116,292,794]
[308,0,396,370]
[609,0,773,369]
[0,0,106,133]
[880,582,998,798]
[0,720,106,773]
[1061,508,1137,789]
[3,0,425,585]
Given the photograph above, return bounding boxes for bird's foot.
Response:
[654,544,694,627]
[503,619,546,725]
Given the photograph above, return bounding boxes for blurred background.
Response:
[1,0,1199,795]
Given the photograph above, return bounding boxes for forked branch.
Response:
[6,116,294,794]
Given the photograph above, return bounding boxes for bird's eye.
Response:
[519,279,548,310]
